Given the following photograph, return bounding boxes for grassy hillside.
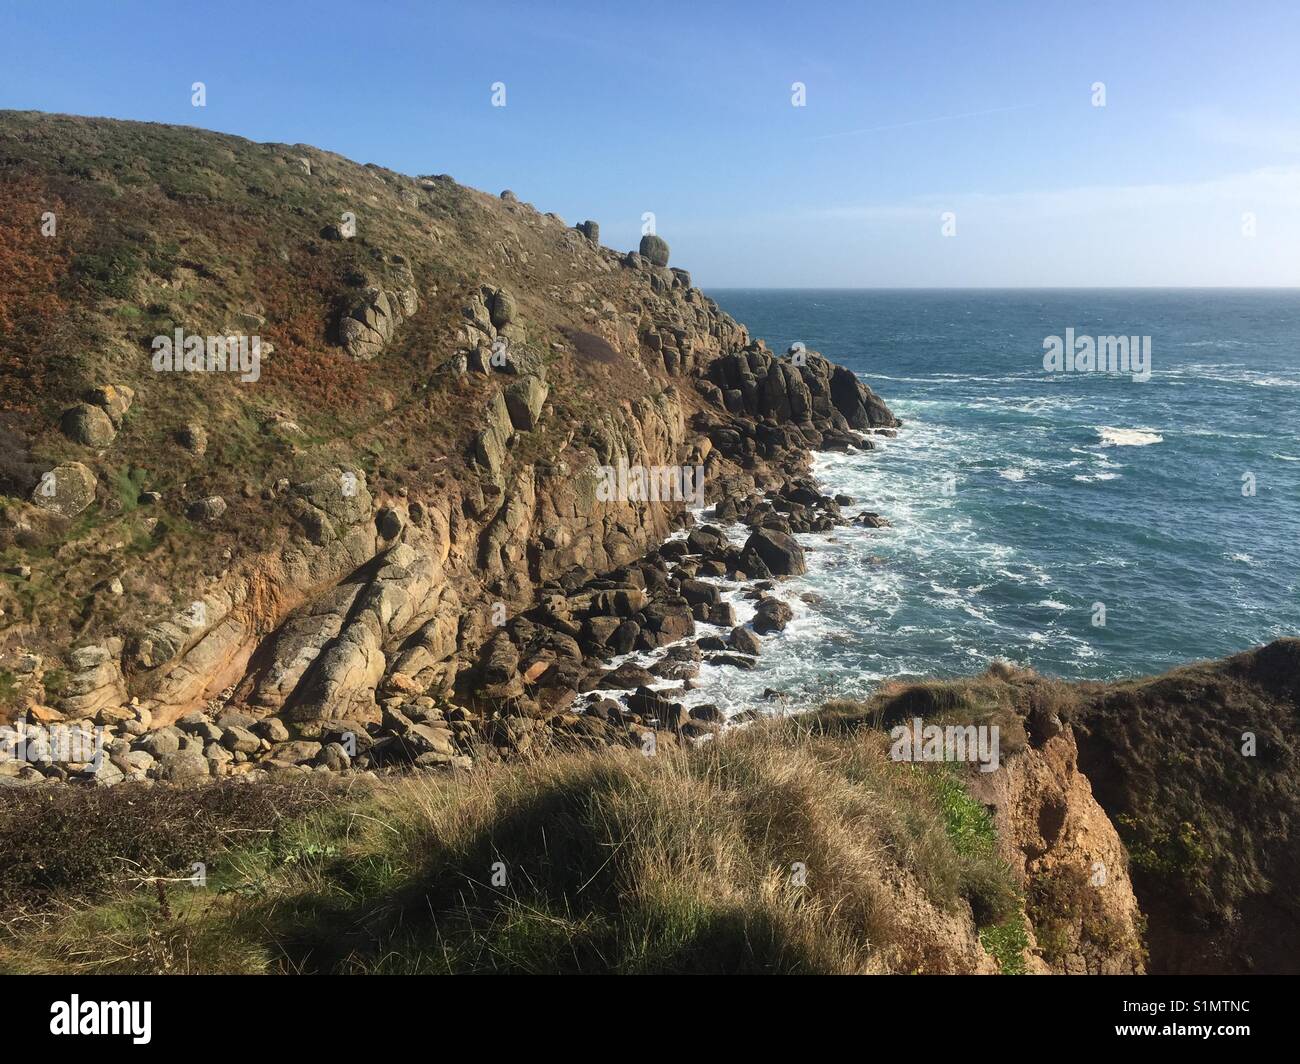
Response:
[1071,639,1300,973]
[1,112,1294,977]
[0,110,725,664]
[0,713,1030,975]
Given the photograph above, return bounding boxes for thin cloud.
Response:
[1180,106,1300,155]
[805,166,1300,222]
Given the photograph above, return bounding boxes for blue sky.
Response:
[3,0,1298,286]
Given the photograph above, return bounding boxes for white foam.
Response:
[1097,427,1163,448]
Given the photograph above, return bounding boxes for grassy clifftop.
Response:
[5,642,1289,975]
[0,660,1177,976]
[1071,639,1300,973]
[0,713,1033,974]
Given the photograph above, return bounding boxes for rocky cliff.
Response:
[0,111,896,777]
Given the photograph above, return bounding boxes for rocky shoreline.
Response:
[2,415,900,788]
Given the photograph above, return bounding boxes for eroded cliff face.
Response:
[972,726,1146,974]
[93,335,893,738]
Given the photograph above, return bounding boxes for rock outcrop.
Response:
[60,403,116,447]
[337,284,419,361]
[639,234,670,267]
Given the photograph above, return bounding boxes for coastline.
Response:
[583,429,902,723]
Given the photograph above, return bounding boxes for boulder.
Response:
[752,597,794,634]
[376,505,404,540]
[708,602,737,626]
[729,627,762,655]
[86,384,134,426]
[473,389,515,477]
[608,620,640,656]
[578,220,600,243]
[583,616,622,650]
[221,725,261,754]
[177,422,208,456]
[489,289,517,328]
[318,742,352,771]
[643,602,693,642]
[625,686,683,725]
[122,749,155,775]
[690,704,725,724]
[187,496,227,522]
[337,285,419,361]
[157,749,211,781]
[481,633,520,685]
[30,462,98,518]
[268,740,323,765]
[586,698,622,722]
[61,403,117,447]
[135,728,182,759]
[602,661,655,689]
[82,758,125,787]
[60,644,127,719]
[254,717,291,743]
[638,234,670,267]
[742,527,806,577]
[650,655,698,681]
[590,587,647,617]
[686,527,725,554]
[679,579,722,607]
[504,375,549,431]
[215,709,256,731]
[404,723,456,757]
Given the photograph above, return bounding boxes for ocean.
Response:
[652,289,1300,717]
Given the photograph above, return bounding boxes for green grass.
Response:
[71,245,141,300]
[0,669,17,712]
[109,464,148,513]
[919,765,1023,934]
[979,919,1031,975]
[926,765,996,860]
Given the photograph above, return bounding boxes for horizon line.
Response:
[702,285,1300,292]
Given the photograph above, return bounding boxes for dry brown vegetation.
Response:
[0,110,705,662]
[0,716,1021,975]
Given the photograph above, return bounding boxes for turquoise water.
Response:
[678,289,1300,710]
